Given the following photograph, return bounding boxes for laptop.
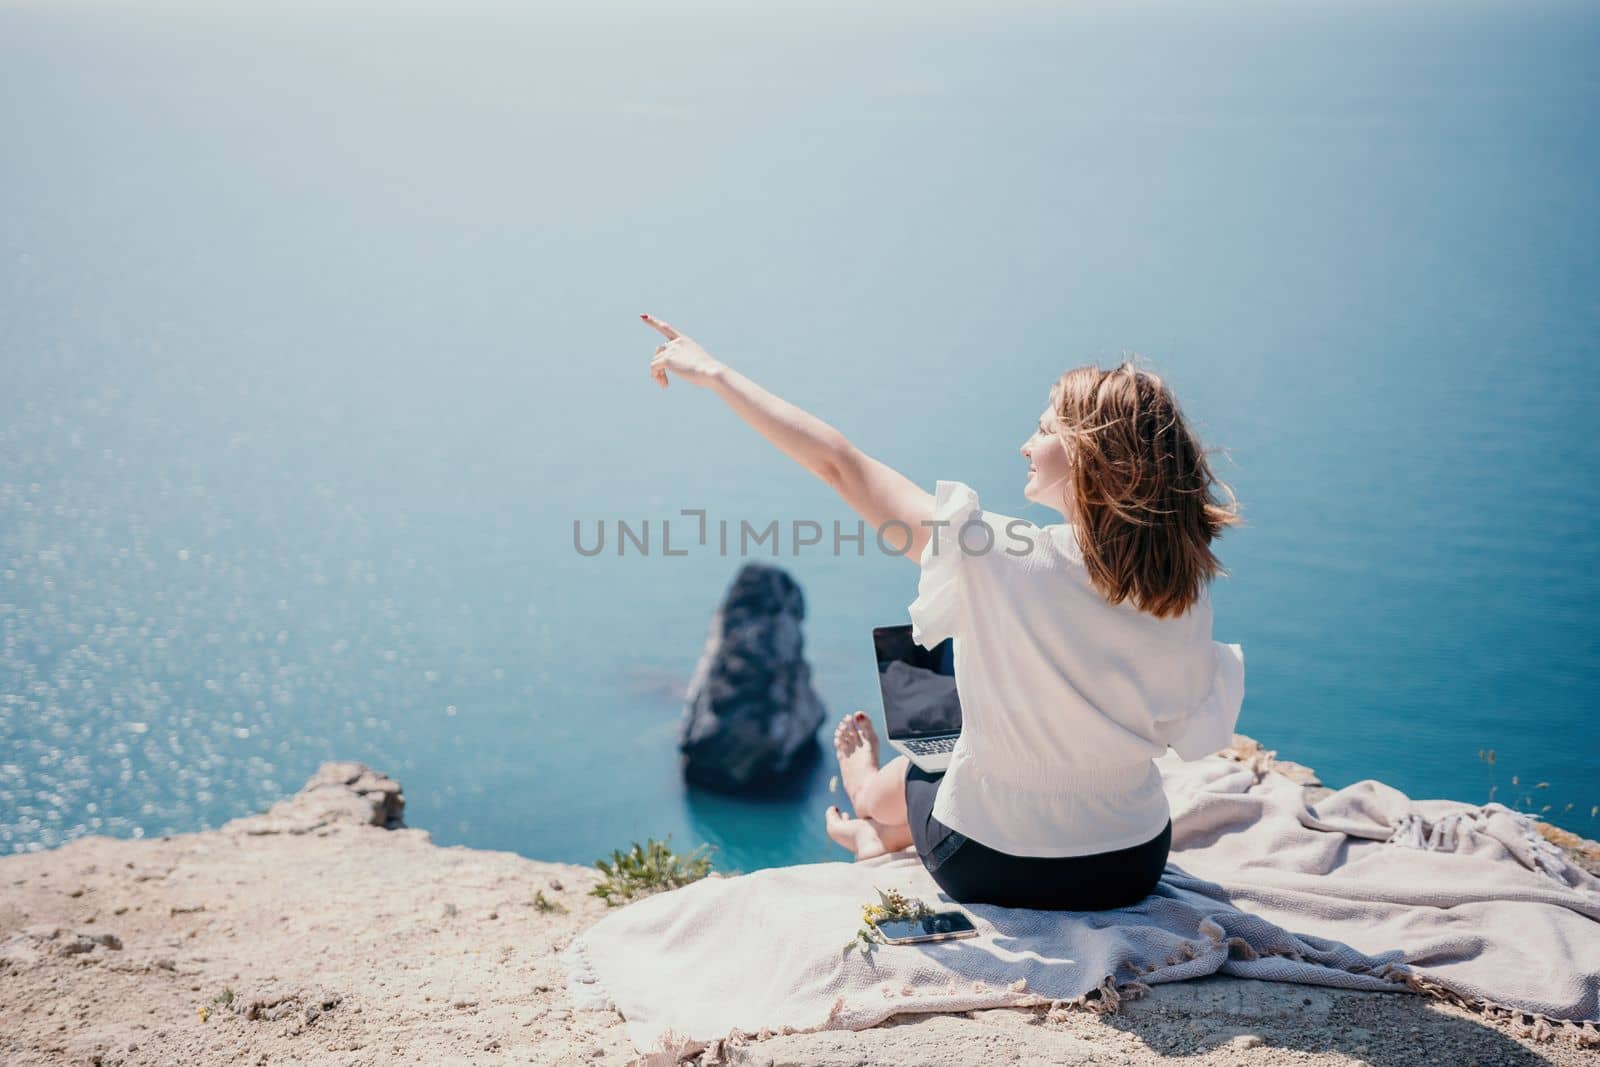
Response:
[872,624,963,773]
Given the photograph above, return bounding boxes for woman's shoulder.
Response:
[965,486,1222,638]
[1039,522,1085,565]
[928,480,1084,571]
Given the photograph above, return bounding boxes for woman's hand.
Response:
[637,312,933,560]
[641,314,725,389]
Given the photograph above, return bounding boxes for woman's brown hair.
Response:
[1048,360,1240,619]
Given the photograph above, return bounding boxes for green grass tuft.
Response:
[590,837,714,906]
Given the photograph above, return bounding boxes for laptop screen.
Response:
[872,624,962,739]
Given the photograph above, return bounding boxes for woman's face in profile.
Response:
[1021,407,1073,514]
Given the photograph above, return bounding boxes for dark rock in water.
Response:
[679,563,828,792]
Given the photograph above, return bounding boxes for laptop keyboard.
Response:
[901,736,958,755]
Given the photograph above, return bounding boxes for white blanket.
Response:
[563,742,1600,1054]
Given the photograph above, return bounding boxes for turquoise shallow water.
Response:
[2,1,1597,873]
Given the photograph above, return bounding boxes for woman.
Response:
[642,313,1245,911]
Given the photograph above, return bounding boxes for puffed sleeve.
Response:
[906,479,983,650]
[1165,641,1246,761]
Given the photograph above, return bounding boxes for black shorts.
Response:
[904,762,1170,911]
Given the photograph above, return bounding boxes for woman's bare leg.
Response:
[833,712,911,825]
[826,806,914,860]
[833,712,878,808]
[829,713,914,858]
[855,756,911,827]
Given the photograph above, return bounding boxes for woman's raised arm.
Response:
[642,314,935,562]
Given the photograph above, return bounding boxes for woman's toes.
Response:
[824,806,858,854]
[834,715,859,756]
[834,716,879,814]
[825,809,851,844]
[853,712,881,759]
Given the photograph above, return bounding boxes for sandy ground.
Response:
[1,762,1594,1067]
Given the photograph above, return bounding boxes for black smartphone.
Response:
[871,909,978,945]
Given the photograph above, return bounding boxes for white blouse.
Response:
[906,479,1246,858]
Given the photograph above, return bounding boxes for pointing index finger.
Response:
[639,313,680,340]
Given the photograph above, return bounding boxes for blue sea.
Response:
[2,0,1597,873]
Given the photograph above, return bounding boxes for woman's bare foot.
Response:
[824,805,890,861]
[833,711,880,814]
